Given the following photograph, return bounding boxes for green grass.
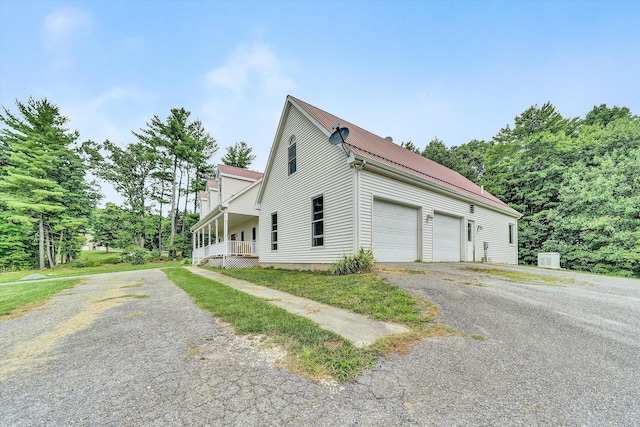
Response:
[0,260,184,284]
[463,267,573,287]
[79,249,122,262]
[212,267,435,326]
[0,278,83,319]
[163,267,378,382]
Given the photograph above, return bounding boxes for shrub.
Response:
[330,248,375,275]
[144,251,162,263]
[120,246,147,265]
[103,256,122,265]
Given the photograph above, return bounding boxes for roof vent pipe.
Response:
[481,185,484,194]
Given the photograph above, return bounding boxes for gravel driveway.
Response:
[1,265,639,426]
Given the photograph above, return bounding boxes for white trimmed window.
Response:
[312,195,324,247]
[509,223,515,245]
[288,135,297,175]
[271,213,278,250]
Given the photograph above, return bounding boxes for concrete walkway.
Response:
[185,266,408,347]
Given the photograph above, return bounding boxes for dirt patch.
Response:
[0,287,130,379]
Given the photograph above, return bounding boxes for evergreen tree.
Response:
[221,141,255,169]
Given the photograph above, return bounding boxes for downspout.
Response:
[348,156,366,254]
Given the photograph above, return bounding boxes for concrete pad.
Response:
[185,266,409,347]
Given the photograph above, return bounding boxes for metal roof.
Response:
[218,164,264,181]
[289,96,518,215]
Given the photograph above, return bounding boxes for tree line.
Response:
[403,103,639,277]
[1,97,637,276]
[0,97,254,270]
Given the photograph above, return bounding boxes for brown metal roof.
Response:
[218,164,264,181]
[289,96,517,214]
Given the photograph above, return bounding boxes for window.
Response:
[271,213,278,250]
[240,231,245,241]
[509,223,515,245]
[312,195,324,247]
[288,135,297,175]
[252,227,256,242]
[467,222,473,242]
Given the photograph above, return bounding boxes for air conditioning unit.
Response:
[538,252,560,269]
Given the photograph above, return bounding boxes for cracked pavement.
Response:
[1,265,639,426]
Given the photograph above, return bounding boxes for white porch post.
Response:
[207,223,211,247]
[223,210,228,268]
[192,231,196,264]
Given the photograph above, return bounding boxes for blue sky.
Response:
[1,0,639,204]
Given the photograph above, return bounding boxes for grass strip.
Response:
[0,261,184,284]
[163,267,378,382]
[463,267,572,287]
[212,267,436,325]
[0,278,82,320]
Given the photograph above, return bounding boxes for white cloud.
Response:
[201,42,296,165]
[205,43,294,95]
[42,7,93,49]
[89,86,146,109]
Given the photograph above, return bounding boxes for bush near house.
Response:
[331,248,375,275]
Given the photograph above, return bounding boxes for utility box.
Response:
[538,252,560,269]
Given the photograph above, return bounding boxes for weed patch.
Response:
[97,294,150,302]
[463,267,572,287]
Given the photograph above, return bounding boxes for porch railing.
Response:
[193,240,258,264]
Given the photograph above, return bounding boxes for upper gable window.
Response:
[288,135,297,175]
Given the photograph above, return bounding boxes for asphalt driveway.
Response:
[1,264,639,426]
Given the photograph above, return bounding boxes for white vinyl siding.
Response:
[372,199,418,262]
[227,218,258,244]
[220,176,255,202]
[259,105,354,264]
[358,169,518,264]
[226,183,260,215]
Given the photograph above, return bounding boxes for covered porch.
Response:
[192,209,259,268]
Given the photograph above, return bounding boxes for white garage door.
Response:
[433,213,461,262]
[373,200,418,262]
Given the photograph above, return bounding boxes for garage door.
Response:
[433,213,461,261]
[373,200,418,262]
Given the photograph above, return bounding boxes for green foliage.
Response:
[120,246,147,265]
[330,248,375,275]
[0,97,98,270]
[427,102,639,277]
[221,141,256,168]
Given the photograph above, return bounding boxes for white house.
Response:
[191,164,263,268]
[254,96,521,270]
